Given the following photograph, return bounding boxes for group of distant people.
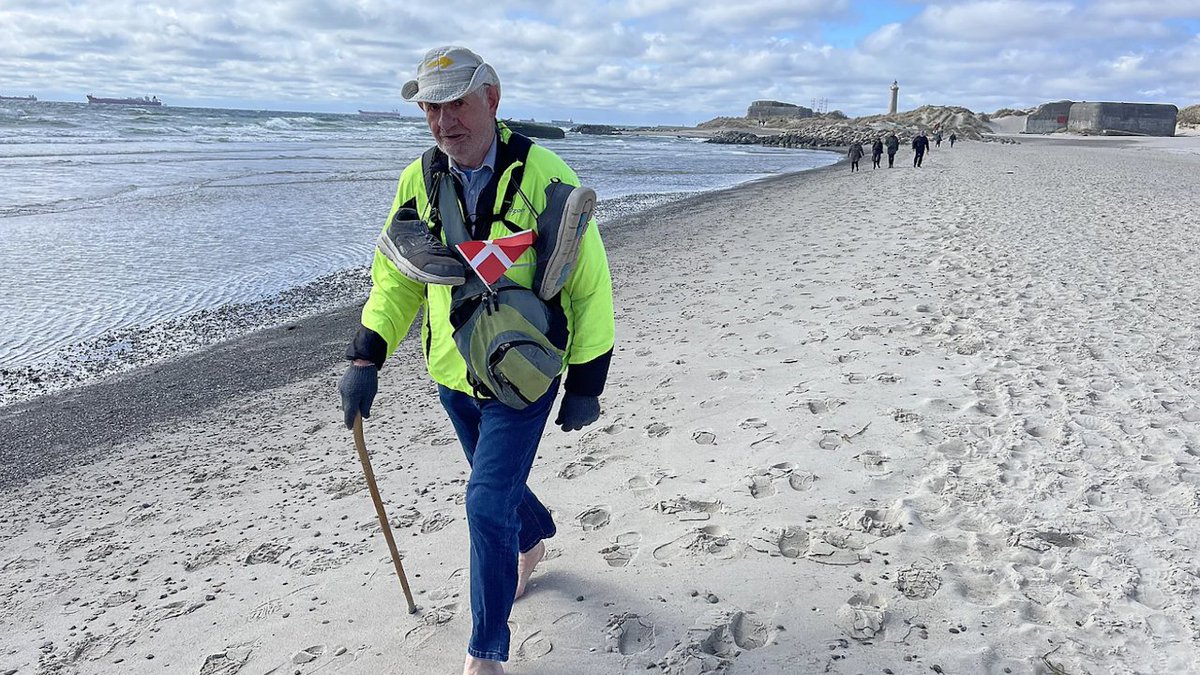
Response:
[847,129,957,172]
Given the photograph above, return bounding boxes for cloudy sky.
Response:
[2,0,1198,124]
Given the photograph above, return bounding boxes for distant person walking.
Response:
[949,132,957,148]
[885,131,899,168]
[933,130,943,148]
[871,138,884,169]
[848,141,864,172]
[912,131,929,167]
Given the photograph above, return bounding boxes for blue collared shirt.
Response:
[448,137,498,221]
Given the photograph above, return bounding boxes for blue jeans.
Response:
[438,383,559,662]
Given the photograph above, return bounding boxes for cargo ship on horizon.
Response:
[87,94,162,106]
[357,109,411,118]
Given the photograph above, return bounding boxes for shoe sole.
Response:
[537,186,595,300]
[376,230,465,285]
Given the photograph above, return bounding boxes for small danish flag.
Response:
[455,229,536,286]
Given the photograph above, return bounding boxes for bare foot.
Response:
[514,540,546,600]
[463,654,504,674]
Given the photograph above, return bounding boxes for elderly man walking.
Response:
[339,46,615,674]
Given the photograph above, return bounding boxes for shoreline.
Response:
[0,164,840,411]
[0,163,842,490]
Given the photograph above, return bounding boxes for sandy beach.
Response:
[4,134,1200,674]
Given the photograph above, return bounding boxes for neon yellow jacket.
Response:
[353,124,615,398]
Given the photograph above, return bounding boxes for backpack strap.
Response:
[495,132,533,234]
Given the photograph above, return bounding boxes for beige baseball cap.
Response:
[401,46,499,104]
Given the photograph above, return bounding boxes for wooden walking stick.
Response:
[353,414,418,613]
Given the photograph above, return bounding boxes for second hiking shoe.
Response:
[533,183,596,300]
[376,208,466,285]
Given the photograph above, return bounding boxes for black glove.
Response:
[555,393,600,432]
[339,363,378,429]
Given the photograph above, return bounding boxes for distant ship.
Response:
[0,95,37,102]
[358,110,409,118]
[87,94,162,106]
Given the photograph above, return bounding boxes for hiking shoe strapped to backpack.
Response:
[533,182,596,301]
[376,207,466,285]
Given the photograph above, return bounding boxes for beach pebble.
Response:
[334,646,347,656]
[705,593,719,604]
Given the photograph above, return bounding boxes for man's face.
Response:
[421,85,500,169]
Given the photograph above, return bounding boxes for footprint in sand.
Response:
[896,563,943,600]
[788,471,817,491]
[389,506,423,529]
[245,541,290,565]
[198,645,254,675]
[559,453,607,479]
[402,602,461,654]
[604,612,656,654]
[818,432,844,451]
[835,592,887,641]
[657,609,771,674]
[709,370,729,381]
[747,463,814,498]
[426,567,467,602]
[627,474,663,498]
[653,525,739,561]
[804,530,871,566]
[748,474,776,499]
[748,526,809,559]
[102,589,137,608]
[577,506,611,531]
[420,512,453,534]
[515,631,553,660]
[600,532,642,567]
[551,611,586,635]
[839,508,903,537]
[248,598,283,621]
[653,497,722,522]
[291,645,325,664]
[600,421,625,435]
[646,422,672,438]
[692,430,716,445]
[854,451,891,476]
[650,393,676,406]
[804,398,846,415]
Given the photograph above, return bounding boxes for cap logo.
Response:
[425,55,454,70]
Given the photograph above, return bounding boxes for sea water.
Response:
[0,102,837,403]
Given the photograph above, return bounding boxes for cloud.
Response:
[1,0,1197,124]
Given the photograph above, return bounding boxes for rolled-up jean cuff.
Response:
[467,648,508,662]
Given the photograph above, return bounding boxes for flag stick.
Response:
[353,414,418,613]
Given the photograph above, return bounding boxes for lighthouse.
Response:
[889,80,899,115]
